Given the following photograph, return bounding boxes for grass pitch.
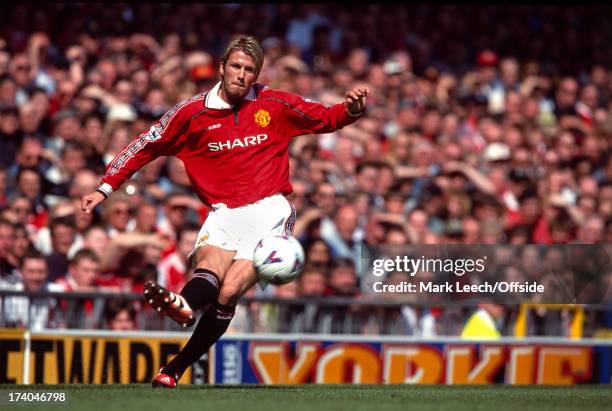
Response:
[5,385,611,411]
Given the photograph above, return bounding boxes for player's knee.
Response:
[218,282,242,306]
[193,248,234,281]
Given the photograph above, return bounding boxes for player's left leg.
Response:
[159,259,257,383]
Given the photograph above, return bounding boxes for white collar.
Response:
[206,81,256,109]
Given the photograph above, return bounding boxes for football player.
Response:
[82,36,368,388]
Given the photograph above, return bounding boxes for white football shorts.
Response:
[190,194,296,261]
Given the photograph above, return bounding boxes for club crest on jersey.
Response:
[254,109,271,127]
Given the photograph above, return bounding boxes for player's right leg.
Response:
[145,244,235,327]
[151,195,293,388]
[150,244,236,388]
[156,258,257,387]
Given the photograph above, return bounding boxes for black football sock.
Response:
[163,302,236,378]
[180,268,220,311]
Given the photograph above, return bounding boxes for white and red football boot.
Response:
[144,280,195,328]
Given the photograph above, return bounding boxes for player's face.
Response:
[219,51,258,104]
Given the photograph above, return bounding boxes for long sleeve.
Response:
[269,90,362,137]
[100,98,199,191]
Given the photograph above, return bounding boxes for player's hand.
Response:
[81,191,106,214]
[345,87,369,116]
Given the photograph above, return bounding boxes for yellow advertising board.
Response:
[0,329,190,384]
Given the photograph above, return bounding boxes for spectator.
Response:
[0,75,17,106]
[56,248,101,292]
[7,53,32,105]
[19,102,45,140]
[461,301,505,339]
[14,167,46,223]
[45,215,77,282]
[0,104,22,167]
[298,265,328,297]
[575,214,605,244]
[554,77,579,119]
[157,193,202,241]
[12,137,44,176]
[45,140,87,190]
[312,182,337,218]
[102,193,133,237]
[7,195,33,227]
[81,225,110,260]
[327,257,359,298]
[302,237,332,270]
[55,248,104,328]
[0,166,8,209]
[0,218,16,279]
[103,299,137,331]
[321,258,362,333]
[99,232,167,292]
[157,222,200,293]
[320,204,360,265]
[4,225,34,283]
[1,249,63,330]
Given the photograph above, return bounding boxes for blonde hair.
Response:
[220,35,264,75]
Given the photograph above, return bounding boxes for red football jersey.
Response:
[101,82,360,208]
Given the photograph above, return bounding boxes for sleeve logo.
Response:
[254,109,271,127]
[144,125,163,141]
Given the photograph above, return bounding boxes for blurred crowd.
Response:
[0,4,611,334]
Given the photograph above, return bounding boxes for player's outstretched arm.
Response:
[275,86,371,136]
[81,190,106,214]
[90,96,200,205]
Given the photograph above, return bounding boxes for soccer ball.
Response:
[253,234,305,285]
